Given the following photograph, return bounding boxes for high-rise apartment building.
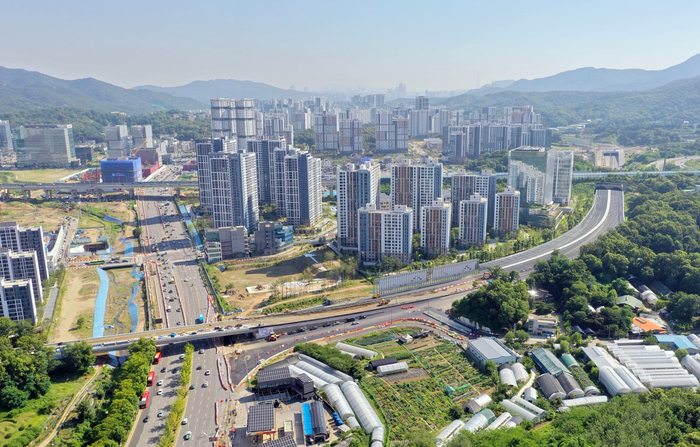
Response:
[0,120,13,155]
[0,278,37,324]
[0,222,49,282]
[292,109,311,131]
[282,149,322,227]
[450,170,497,227]
[410,109,429,139]
[415,96,430,111]
[420,198,451,257]
[553,150,574,205]
[208,151,259,233]
[16,124,76,168]
[375,111,409,152]
[442,125,481,159]
[247,138,286,206]
[508,147,555,206]
[494,188,520,237]
[211,98,257,148]
[339,118,363,154]
[336,162,380,250]
[264,113,293,147]
[196,138,236,215]
[0,248,43,306]
[458,194,488,247]
[131,125,154,149]
[358,204,413,266]
[391,159,443,232]
[313,111,339,152]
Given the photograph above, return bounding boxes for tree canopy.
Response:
[451,280,531,332]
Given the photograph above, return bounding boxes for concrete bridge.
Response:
[1,181,198,199]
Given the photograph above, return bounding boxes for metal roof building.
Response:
[561,396,609,408]
[523,387,537,403]
[536,373,566,400]
[557,373,584,398]
[607,342,698,390]
[461,409,495,434]
[335,342,377,359]
[531,348,570,377]
[308,401,329,442]
[500,398,545,423]
[340,381,383,434]
[485,412,512,431]
[369,357,397,370]
[598,366,632,396]
[262,436,297,447]
[689,334,700,350]
[464,393,492,414]
[435,420,465,447]
[466,337,517,367]
[654,335,700,355]
[376,361,409,377]
[324,383,355,420]
[560,354,579,368]
[499,366,517,387]
[511,362,529,382]
[297,354,353,382]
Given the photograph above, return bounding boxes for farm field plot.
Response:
[361,376,452,441]
[412,341,492,402]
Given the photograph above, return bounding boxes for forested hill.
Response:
[429,76,700,127]
[0,66,206,114]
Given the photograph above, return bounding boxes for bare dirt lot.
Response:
[53,269,100,343]
[1,201,77,232]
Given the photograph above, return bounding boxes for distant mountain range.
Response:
[134,79,311,103]
[468,53,700,94]
[0,67,206,114]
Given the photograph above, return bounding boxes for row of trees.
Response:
[63,338,155,447]
[157,343,193,447]
[449,388,700,447]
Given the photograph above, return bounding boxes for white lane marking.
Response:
[501,190,613,269]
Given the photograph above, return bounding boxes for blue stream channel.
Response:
[93,268,109,338]
[93,240,142,336]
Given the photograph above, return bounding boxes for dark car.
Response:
[323,322,332,327]
[161,367,166,373]
[359,315,367,320]
[144,416,150,423]
[309,326,318,330]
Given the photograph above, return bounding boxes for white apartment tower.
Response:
[450,170,497,228]
[358,204,413,266]
[283,149,322,227]
[196,138,236,215]
[0,248,43,306]
[247,137,286,206]
[208,151,259,233]
[0,221,49,282]
[339,118,363,154]
[420,198,451,257]
[375,111,409,152]
[494,188,521,237]
[553,150,574,205]
[391,158,443,232]
[211,98,257,149]
[0,278,37,324]
[313,111,339,152]
[458,194,488,247]
[410,109,429,138]
[508,147,555,206]
[337,162,380,250]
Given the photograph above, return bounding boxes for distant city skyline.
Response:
[1,0,699,93]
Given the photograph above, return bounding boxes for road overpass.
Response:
[1,180,198,199]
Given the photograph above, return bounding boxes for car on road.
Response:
[359,315,367,320]
[196,365,202,370]
[199,349,204,354]
[177,321,182,325]
[161,367,166,373]
[203,381,209,388]
[235,349,242,355]
[179,354,185,359]
[157,379,164,386]
[333,321,341,326]
[323,322,332,327]
[157,411,164,417]
[184,431,192,440]
[182,418,188,425]
[157,389,163,395]
[189,384,195,389]
[204,370,211,375]
[143,416,150,423]
[401,305,415,309]
[351,321,359,325]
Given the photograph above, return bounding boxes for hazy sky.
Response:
[2,0,699,92]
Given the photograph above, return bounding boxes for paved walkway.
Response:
[515,370,537,398]
[37,368,102,447]
[43,287,59,322]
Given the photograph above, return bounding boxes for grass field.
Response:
[103,267,140,335]
[0,168,82,183]
[0,372,90,445]
[1,201,77,231]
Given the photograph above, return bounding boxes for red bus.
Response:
[153,351,162,365]
[147,371,155,386]
[139,390,150,409]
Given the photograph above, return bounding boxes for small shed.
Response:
[369,357,397,371]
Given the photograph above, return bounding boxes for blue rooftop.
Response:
[302,403,313,436]
[654,335,697,351]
